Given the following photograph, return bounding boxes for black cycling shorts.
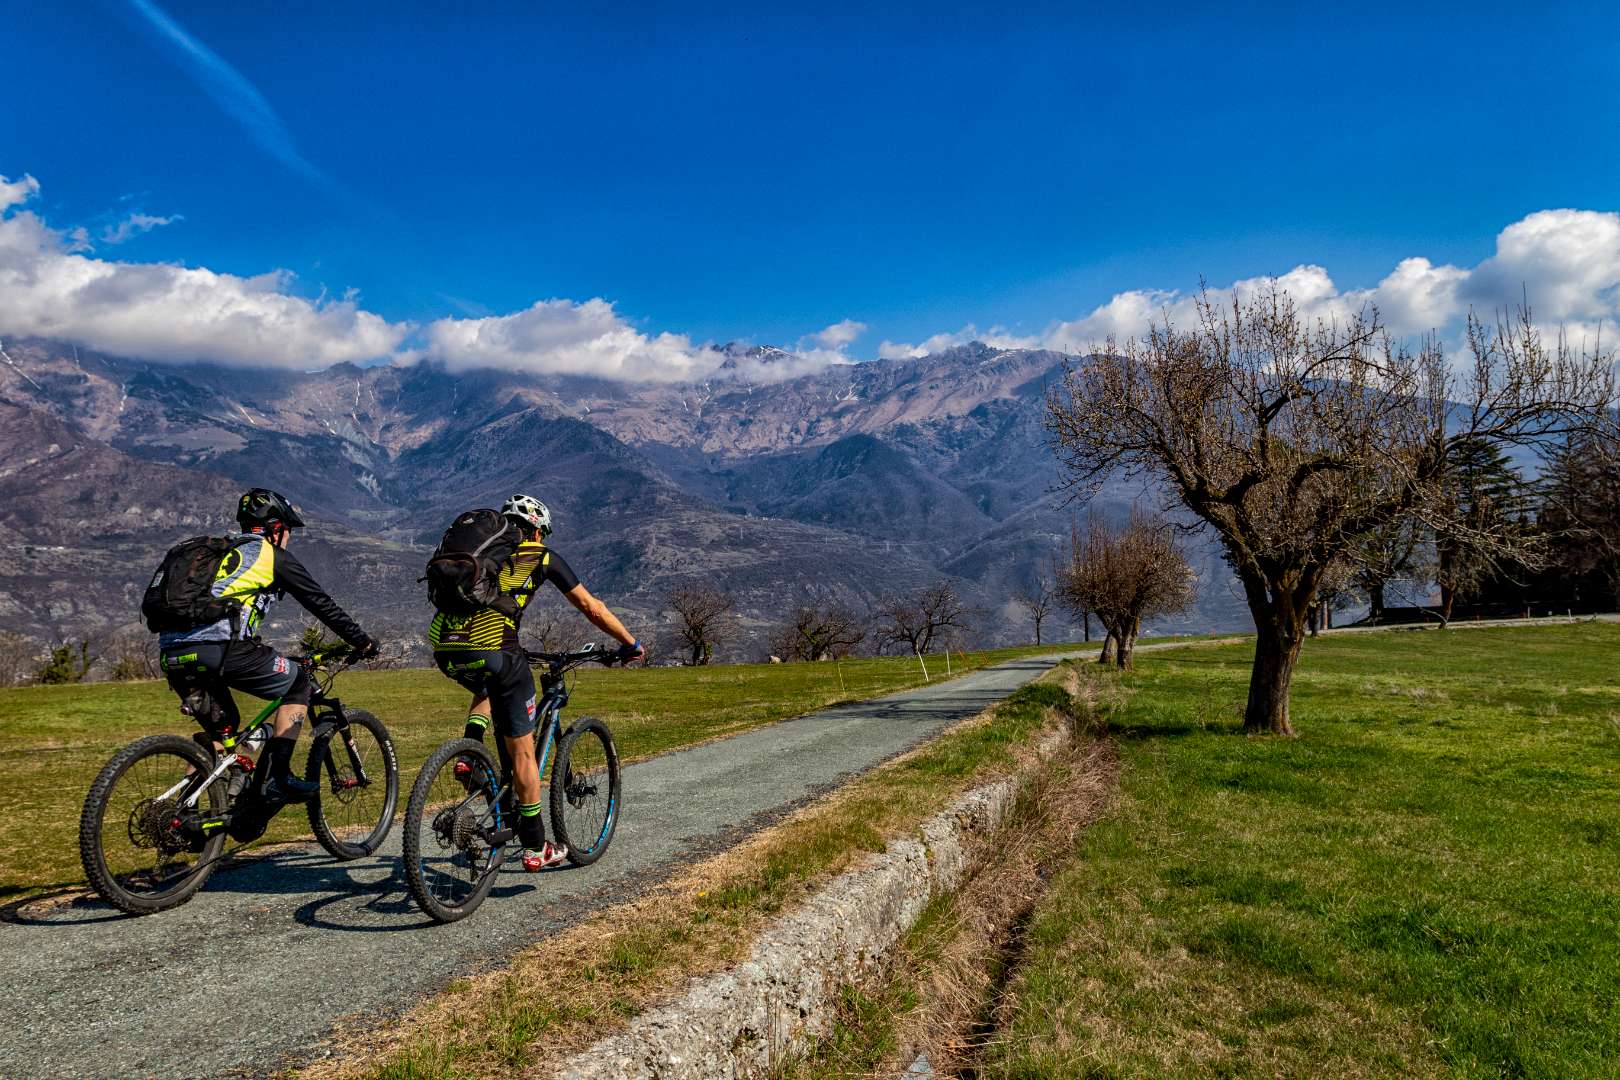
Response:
[159,640,306,731]
[434,649,539,739]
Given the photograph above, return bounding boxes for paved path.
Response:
[0,653,1077,1080]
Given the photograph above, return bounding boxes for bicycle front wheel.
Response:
[306,708,400,860]
[550,717,621,866]
[78,734,227,915]
[403,738,507,923]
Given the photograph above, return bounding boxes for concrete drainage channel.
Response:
[555,719,1075,1080]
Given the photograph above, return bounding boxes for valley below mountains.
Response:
[0,338,1248,665]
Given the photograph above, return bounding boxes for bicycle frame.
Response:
[158,651,369,809]
[466,650,607,850]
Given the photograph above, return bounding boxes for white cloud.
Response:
[101,212,182,245]
[0,173,39,212]
[896,209,1620,358]
[423,298,710,381]
[780,318,871,371]
[0,178,404,367]
[1466,209,1620,327]
[811,319,866,349]
[877,325,1036,360]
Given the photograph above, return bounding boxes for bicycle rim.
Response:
[308,710,398,859]
[405,741,505,921]
[89,739,223,908]
[552,721,619,863]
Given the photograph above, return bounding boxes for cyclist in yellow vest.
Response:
[429,494,643,870]
[158,489,379,813]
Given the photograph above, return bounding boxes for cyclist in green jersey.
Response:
[428,494,643,870]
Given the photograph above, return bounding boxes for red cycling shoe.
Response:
[521,842,568,871]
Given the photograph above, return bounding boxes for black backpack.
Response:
[141,535,251,633]
[423,509,523,618]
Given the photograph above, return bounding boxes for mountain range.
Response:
[0,337,1249,665]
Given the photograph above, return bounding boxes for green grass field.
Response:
[984,624,1620,1079]
[0,644,1072,898]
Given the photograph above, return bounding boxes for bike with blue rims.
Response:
[77,645,399,916]
[402,643,624,923]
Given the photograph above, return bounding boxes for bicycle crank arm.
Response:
[481,826,516,846]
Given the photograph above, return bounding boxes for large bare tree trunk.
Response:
[1115,620,1140,669]
[1098,631,1116,665]
[1245,616,1302,735]
[1368,580,1385,624]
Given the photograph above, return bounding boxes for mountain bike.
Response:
[78,645,399,916]
[402,644,623,923]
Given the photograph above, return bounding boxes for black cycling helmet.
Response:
[236,488,306,530]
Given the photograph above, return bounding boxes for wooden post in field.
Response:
[914,646,930,683]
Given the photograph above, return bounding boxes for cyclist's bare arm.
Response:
[563,584,637,649]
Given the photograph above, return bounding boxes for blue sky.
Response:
[4,1,1620,375]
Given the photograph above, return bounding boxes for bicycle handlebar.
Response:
[525,643,625,670]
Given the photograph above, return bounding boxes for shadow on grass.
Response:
[1108,721,1245,740]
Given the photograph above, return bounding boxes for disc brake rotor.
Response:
[328,768,361,804]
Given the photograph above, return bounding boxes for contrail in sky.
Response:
[125,0,335,190]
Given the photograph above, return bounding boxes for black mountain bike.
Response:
[402,644,623,923]
[78,645,400,915]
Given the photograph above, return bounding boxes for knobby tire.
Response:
[305,708,400,860]
[79,734,227,916]
[403,738,506,923]
[549,717,621,867]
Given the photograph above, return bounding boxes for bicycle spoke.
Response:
[413,755,502,910]
[557,726,616,856]
[100,749,210,896]
[314,730,384,846]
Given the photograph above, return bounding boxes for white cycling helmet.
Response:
[502,493,552,538]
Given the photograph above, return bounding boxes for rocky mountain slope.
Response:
[0,338,1248,663]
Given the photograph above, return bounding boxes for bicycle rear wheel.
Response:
[79,734,227,915]
[403,738,507,923]
[550,717,620,866]
[306,708,399,860]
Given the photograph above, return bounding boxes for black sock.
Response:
[518,803,546,849]
[462,714,488,742]
[262,736,297,782]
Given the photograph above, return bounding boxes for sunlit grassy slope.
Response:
[987,624,1620,1079]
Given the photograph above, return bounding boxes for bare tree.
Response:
[1057,509,1196,669]
[519,605,575,654]
[1308,558,1354,637]
[874,583,971,656]
[772,604,867,661]
[105,624,160,681]
[0,631,39,687]
[1047,292,1613,733]
[665,583,738,666]
[1347,514,1429,624]
[1012,568,1058,645]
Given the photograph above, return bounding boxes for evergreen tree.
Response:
[1434,437,1532,620]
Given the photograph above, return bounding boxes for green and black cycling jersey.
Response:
[428,541,580,652]
[157,532,367,648]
